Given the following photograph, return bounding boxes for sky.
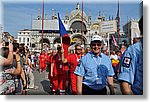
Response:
[1,0,142,37]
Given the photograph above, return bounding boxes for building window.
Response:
[19,37,21,42]
[27,38,29,42]
[23,38,25,43]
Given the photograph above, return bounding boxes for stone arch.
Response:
[39,38,50,45]
[71,33,87,45]
[70,21,87,33]
[53,37,61,44]
[69,19,90,33]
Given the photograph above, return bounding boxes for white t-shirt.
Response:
[31,55,35,64]
[110,54,118,60]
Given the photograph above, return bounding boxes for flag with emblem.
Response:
[58,13,70,71]
[122,57,131,68]
[58,13,70,57]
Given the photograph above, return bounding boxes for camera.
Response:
[4,42,9,46]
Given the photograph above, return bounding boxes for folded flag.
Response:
[112,34,118,47]
[70,38,76,46]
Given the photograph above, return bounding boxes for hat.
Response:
[91,35,103,42]
[133,32,141,38]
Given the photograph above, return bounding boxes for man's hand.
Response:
[51,72,53,77]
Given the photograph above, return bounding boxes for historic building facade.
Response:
[123,19,140,44]
[17,3,120,51]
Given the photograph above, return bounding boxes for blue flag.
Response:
[58,13,68,37]
[58,13,70,58]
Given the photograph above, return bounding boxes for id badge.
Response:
[60,64,62,68]
[96,77,102,84]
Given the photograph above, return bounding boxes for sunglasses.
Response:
[91,43,101,46]
[75,48,82,50]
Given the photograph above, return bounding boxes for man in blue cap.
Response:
[74,35,114,95]
[118,16,143,95]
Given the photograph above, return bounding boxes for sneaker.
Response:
[28,86,39,89]
[34,86,39,89]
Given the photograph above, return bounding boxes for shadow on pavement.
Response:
[41,80,51,95]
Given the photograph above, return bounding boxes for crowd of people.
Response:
[0,16,143,95]
[0,42,39,95]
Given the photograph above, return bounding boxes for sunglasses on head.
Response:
[91,43,101,46]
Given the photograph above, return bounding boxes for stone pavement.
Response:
[26,70,51,95]
[26,70,122,95]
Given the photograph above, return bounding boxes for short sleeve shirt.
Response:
[118,41,143,95]
[74,52,114,90]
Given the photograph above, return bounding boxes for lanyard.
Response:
[93,56,102,78]
[92,56,102,67]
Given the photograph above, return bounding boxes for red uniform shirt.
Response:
[51,54,63,75]
[46,54,51,63]
[39,53,47,68]
[67,54,81,73]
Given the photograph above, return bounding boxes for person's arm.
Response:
[28,59,34,70]
[2,43,13,66]
[61,49,68,63]
[20,68,26,87]
[107,76,114,95]
[25,54,29,65]
[50,63,54,77]
[12,54,22,75]
[76,75,83,95]
[120,81,132,95]
[118,47,135,95]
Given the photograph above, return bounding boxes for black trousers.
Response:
[82,84,107,95]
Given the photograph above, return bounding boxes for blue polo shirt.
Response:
[74,52,114,90]
[118,41,143,95]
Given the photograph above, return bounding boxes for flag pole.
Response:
[41,0,44,51]
[60,36,63,51]
[81,0,84,45]
[58,13,63,50]
[107,32,110,56]
[117,0,120,45]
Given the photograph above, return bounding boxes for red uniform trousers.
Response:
[67,54,81,95]
[58,73,67,92]
[51,75,58,91]
[70,72,77,95]
[51,73,67,91]
[39,61,46,71]
[51,54,68,93]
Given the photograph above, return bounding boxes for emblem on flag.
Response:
[122,57,131,68]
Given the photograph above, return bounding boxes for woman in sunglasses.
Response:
[62,44,82,95]
[74,35,114,95]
